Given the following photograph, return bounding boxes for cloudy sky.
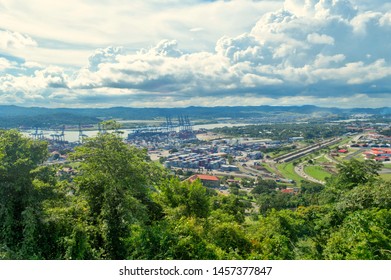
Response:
[0,0,390,108]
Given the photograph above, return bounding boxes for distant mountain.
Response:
[0,105,389,128]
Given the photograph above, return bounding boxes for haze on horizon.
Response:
[0,0,390,109]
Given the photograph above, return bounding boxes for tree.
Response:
[249,210,305,259]
[100,120,122,134]
[159,156,167,164]
[334,159,382,189]
[0,130,48,259]
[298,181,325,206]
[251,179,277,195]
[320,159,383,204]
[70,132,163,259]
[211,194,247,223]
[156,178,210,219]
[324,209,391,260]
[208,222,251,257]
[335,180,391,213]
[241,178,254,188]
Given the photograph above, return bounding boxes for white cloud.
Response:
[0,57,13,71]
[284,0,357,19]
[313,53,345,67]
[351,11,383,35]
[307,33,335,45]
[139,40,183,58]
[0,0,281,66]
[88,46,123,71]
[0,66,69,104]
[0,29,37,49]
[0,0,390,108]
[23,61,43,69]
[380,12,391,26]
[309,59,391,85]
[189,27,204,32]
[241,73,283,87]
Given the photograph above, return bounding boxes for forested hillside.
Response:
[1,130,390,260]
[1,105,390,128]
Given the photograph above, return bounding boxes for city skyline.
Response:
[1,0,390,108]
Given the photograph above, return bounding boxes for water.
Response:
[21,123,252,143]
[193,123,250,130]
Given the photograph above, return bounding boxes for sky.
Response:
[0,0,390,108]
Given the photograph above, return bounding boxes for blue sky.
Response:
[0,0,390,108]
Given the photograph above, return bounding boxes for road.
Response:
[294,163,325,184]
[344,148,366,160]
[235,161,277,179]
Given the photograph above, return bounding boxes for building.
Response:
[221,165,240,172]
[188,174,220,188]
[248,151,263,160]
[364,148,391,161]
[163,151,226,170]
[288,137,304,142]
[338,149,348,153]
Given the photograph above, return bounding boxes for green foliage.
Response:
[251,179,277,195]
[250,210,305,259]
[320,159,383,204]
[334,159,382,189]
[208,222,251,257]
[70,132,163,259]
[255,190,301,216]
[0,130,49,259]
[298,181,325,205]
[156,178,210,219]
[212,123,348,140]
[324,209,391,260]
[1,128,390,260]
[335,180,391,212]
[211,195,247,223]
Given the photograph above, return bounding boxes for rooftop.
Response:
[189,174,220,181]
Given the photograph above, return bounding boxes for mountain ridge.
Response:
[0,104,390,128]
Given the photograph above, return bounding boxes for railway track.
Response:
[274,137,342,163]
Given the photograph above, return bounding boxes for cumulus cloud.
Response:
[1,0,390,108]
[88,46,123,71]
[0,65,69,106]
[284,0,357,19]
[139,40,183,58]
[0,0,281,63]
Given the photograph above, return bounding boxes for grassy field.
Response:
[276,162,305,186]
[68,161,81,168]
[261,163,276,174]
[380,173,391,181]
[304,165,332,181]
[382,164,391,170]
[313,155,331,164]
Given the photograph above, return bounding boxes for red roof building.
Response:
[188,174,220,188]
[338,149,348,153]
[364,148,391,160]
[281,188,295,194]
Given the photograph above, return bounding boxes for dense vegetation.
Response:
[0,113,99,129]
[212,123,351,140]
[1,130,390,260]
